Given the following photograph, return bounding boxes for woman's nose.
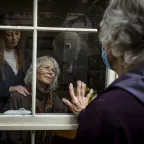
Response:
[47,68,53,74]
[12,34,17,40]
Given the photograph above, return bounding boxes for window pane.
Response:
[38,0,108,28]
[36,31,106,114]
[0,0,33,26]
[1,31,33,114]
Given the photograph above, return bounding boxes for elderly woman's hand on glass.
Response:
[62,81,93,116]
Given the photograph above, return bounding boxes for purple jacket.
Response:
[75,65,144,144]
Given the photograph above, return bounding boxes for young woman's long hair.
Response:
[0,31,24,75]
[0,13,25,77]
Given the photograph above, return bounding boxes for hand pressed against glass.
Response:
[62,81,93,116]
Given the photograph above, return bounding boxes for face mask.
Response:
[101,42,113,70]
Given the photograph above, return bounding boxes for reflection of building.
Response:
[53,32,88,85]
[0,0,108,28]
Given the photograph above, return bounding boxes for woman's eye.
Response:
[6,33,12,36]
[15,32,20,35]
[52,69,55,73]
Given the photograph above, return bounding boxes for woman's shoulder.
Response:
[9,92,31,110]
[100,87,132,102]
[11,92,23,98]
[85,87,133,117]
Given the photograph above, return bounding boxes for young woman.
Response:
[0,14,29,112]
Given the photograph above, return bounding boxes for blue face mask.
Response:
[101,42,113,70]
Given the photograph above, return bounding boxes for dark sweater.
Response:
[0,61,25,111]
[75,65,144,144]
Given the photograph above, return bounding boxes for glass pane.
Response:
[0,31,33,114]
[0,0,33,26]
[0,0,33,115]
[36,31,106,114]
[38,0,108,28]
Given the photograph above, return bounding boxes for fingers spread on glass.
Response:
[86,89,94,100]
[63,81,94,116]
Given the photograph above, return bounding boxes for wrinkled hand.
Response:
[9,85,29,96]
[62,81,93,116]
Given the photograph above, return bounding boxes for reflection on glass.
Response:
[36,31,106,113]
[1,31,106,115]
[0,1,33,26]
[38,0,108,28]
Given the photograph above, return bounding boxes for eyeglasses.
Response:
[40,65,56,74]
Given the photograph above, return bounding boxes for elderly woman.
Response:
[3,56,68,144]
[63,0,144,144]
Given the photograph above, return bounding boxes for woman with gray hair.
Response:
[3,55,68,144]
[63,0,144,144]
[25,55,60,91]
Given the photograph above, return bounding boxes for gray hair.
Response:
[99,0,144,67]
[25,56,60,91]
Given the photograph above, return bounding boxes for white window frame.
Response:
[0,0,116,132]
[105,69,118,87]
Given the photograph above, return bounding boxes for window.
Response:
[0,0,117,143]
